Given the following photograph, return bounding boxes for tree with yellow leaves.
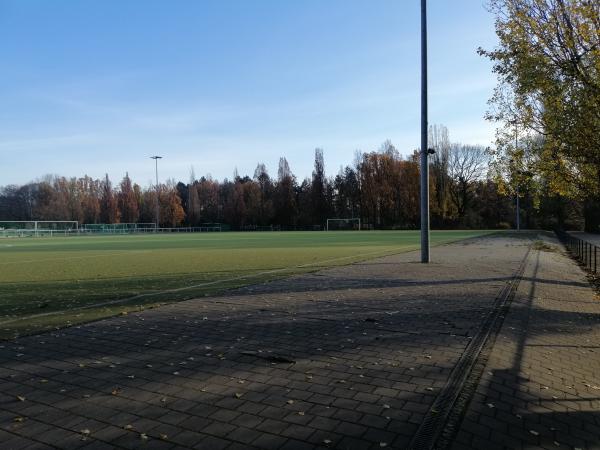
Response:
[482,0,599,229]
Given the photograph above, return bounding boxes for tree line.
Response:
[482,0,599,231]
[0,125,582,230]
[3,1,597,232]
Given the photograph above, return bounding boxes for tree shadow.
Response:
[449,249,600,449]
[1,245,599,449]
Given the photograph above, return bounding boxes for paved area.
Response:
[1,233,598,449]
[452,235,600,450]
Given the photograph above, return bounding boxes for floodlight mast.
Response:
[420,0,430,263]
[150,156,162,230]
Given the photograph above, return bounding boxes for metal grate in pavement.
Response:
[408,246,532,450]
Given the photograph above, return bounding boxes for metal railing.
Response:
[0,227,223,238]
[556,231,599,274]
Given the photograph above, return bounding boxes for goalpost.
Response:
[81,223,156,234]
[326,218,361,231]
[0,221,79,237]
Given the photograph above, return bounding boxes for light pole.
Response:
[510,156,530,232]
[514,127,520,231]
[150,156,162,229]
[516,182,520,231]
[420,0,430,263]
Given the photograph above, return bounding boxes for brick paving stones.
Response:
[4,233,587,449]
[451,235,600,450]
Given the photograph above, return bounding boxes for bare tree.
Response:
[429,124,451,221]
[448,144,488,221]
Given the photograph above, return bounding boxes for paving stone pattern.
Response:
[451,236,600,450]
[2,234,589,449]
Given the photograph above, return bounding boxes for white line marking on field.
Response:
[0,247,410,326]
[5,234,334,248]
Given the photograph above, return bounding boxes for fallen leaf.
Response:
[16,396,25,402]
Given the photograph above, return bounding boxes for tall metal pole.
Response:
[150,156,162,229]
[516,185,520,231]
[514,127,520,231]
[420,0,430,263]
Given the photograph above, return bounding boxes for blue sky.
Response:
[0,0,498,186]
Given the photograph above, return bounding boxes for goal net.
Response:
[0,221,79,237]
[326,218,361,231]
[81,223,156,234]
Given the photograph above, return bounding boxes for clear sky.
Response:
[0,0,498,187]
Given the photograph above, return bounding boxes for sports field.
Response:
[0,230,491,338]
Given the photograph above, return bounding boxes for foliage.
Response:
[481,0,600,218]
[0,133,581,230]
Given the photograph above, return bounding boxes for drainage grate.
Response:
[408,246,531,450]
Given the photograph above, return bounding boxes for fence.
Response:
[556,231,599,274]
[0,226,223,238]
[0,229,79,238]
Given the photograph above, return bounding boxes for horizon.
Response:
[0,0,497,187]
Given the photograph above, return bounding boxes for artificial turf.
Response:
[0,230,491,338]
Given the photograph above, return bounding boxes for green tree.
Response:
[482,0,600,229]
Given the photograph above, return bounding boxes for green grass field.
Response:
[0,230,491,338]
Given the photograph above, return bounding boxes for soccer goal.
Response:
[81,223,156,234]
[0,221,79,237]
[326,218,361,231]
